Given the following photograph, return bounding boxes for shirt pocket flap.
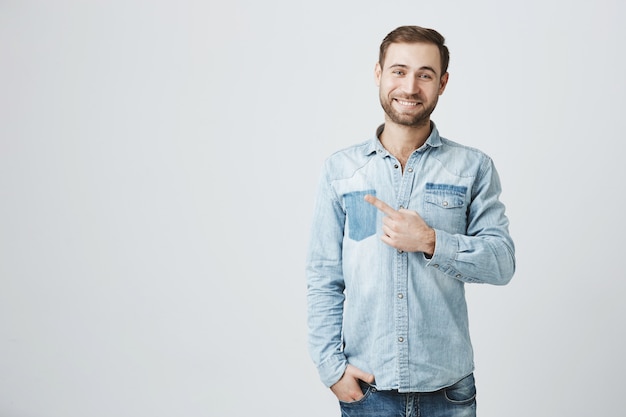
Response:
[424,192,465,209]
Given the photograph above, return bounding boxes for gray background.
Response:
[1,0,624,416]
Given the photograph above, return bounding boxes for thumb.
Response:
[352,367,375,384]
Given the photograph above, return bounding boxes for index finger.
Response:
[364,194,397,216]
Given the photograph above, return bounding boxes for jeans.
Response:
[339,373,476,417]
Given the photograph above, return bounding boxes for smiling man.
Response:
[306,26,516,417]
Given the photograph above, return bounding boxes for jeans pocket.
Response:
[338,381,376,406]
[344,190,377,241]
[444,373,476,405]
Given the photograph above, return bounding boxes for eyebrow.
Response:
[388,64,438,75]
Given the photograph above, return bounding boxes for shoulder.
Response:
[430,136,494,177]
[438,136,491,160]
[434,137,491,164]
[321,139,376,178]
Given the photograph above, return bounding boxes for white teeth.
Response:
[396,99,417,106]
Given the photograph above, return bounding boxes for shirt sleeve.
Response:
[305,166,349,387]
[427,156,516,285]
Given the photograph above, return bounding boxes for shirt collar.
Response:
[365,122,443,156]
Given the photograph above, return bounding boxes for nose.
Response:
[401,75,420,95]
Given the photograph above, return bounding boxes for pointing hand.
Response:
[364,194,435,255]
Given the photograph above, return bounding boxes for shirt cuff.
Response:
[426,229,463,280]
[318,352,348,387]
[426,229,480,283]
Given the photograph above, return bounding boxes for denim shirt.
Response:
[306,123,515,393]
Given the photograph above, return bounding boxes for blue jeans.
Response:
[339,373,476,417]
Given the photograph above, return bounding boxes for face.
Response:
[375,42,449,128]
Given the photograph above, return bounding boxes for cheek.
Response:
[381,80,400,94]
[427,85,443,98]
[378,83,391,97]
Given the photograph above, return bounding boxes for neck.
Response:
[379,120,432,167]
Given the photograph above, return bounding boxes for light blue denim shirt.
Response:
[306,123,515,392]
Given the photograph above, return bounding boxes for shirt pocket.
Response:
[343,190,377,241]
[423,183,467,233]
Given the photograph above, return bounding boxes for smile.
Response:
[394,99,419,106]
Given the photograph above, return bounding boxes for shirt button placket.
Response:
[395,249,409,387]
[394,156,418,390]
[396,205,405,254]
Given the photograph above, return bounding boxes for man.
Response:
[306,25,515,417]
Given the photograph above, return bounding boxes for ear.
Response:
[374,62,382,87]
[438,72,449,95]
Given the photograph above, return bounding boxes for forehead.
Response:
[383,42,442,73]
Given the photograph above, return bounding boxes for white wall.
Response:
[1,1,624,416]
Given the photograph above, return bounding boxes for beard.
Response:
[379,94,438,128]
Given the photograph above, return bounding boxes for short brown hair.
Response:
[379,26,450,75]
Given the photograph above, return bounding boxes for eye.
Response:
[392,70,405,76]
[418,73,433,79]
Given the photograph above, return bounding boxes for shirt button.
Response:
[407,168,414,173]
[397,293,404,299]
[398,337,404,342]
[398,249,403,254]
[455,274,462,278]
[433,264,439,268]
[442,201,449,207]
[394,164,399,169]
[399,205,404,209]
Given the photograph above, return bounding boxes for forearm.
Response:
[306,264,348,386]
[427,228,515,285]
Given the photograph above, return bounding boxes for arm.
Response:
[429,157,515,285]
[305,169,349,387]
[365,157,515,285]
